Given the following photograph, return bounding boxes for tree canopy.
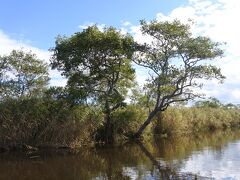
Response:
[133,20,225,137]
[51,26,135,142]
[0,50,49,99]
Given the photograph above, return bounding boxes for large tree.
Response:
[133,20,225,138]
[0,50,49,99]
[51,26,135,143]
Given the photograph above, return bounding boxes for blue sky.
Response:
[0,0,186,49]
[0,0,240,104]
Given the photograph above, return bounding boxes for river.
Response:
[1,130,240,179]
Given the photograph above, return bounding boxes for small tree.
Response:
[133,20,225,138]
[194,97,223,108]
[0,50,49,99]
[0,55,10,98]
[51,26,135,143]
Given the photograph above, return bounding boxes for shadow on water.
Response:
[1,129,240,179]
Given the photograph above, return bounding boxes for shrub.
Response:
[0,98,103,149]
[111,105,148,141]
[156,107,240,136]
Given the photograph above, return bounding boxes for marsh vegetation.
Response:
[1,19,239,150]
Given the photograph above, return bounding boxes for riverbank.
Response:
[1,98,240,150]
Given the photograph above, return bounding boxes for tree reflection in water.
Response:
[1,130,240,179]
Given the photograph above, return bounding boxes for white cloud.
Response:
[121,20,132,27]
[120,27,128,35]
[0,29,66,87]
[0,30,50,62]
[130,25,153,45]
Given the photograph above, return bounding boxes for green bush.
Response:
[159,107,240,136]
[111,105,148,141]
[0,98,103,149]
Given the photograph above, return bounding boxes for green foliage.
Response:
[0,50,49,99]
[51,25,136,142]
[51,26,135,108]
[0,54,9,81]
[133,19,225,137]
[136,20,225,108]
[194,97,223,108]
[0,98,103,148]
[159,107,240,135]
[0,96,239,148]
[130,86,155,112]
[111,106,149,140]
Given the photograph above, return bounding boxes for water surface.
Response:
[1,130,240,179]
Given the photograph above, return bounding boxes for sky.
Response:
[0,0,240,104]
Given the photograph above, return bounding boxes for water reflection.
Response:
[0,130,240,180]
[180,141,240,179]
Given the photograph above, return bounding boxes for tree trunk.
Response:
[105,111,113,144]
[104,100,114,144]
[133,109,158,138]
[154,112,163,134]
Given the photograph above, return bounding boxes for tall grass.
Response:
[0,98,103,149]
[111,105,149,141]
[1,98,240,149]
[158,107,240,136]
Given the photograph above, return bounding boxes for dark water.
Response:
[1,130,240,180]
